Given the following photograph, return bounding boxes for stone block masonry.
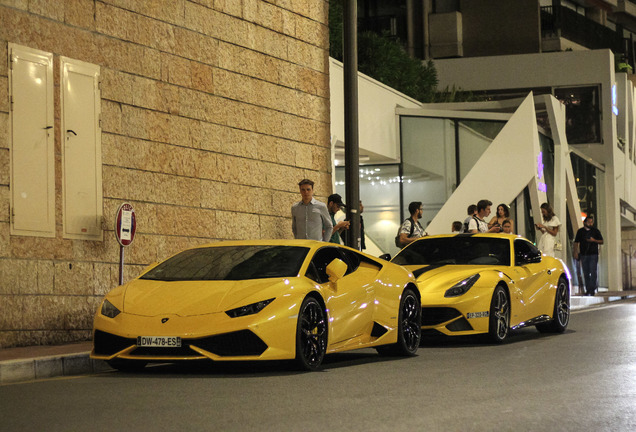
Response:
[0,1,332,348]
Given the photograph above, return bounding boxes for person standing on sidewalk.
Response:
[397,201,426,246]
[327,193,350,244]
[574,215,604,296]
[535,202,560,257]
[291,179,333,242]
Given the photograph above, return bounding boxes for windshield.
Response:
[141,246,310,281]
[392,236,511,266]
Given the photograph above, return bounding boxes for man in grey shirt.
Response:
[291,179,333,242]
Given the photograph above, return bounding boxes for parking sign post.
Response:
[115,203,136,285]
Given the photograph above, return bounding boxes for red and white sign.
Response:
[115,203,136,247]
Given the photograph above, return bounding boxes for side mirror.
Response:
[379,253,391,261]
[326,258,348,283]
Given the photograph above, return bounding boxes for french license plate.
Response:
[136,336,182,347]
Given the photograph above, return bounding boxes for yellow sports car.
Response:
[390,234,570,342]
[91,240,421,371]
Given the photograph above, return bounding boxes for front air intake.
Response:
[93,330,135,356]
[191,330,268,357]
[421,307,462,326]
[446,317,473,332]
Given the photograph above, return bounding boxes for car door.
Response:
[306,246,376,346]
[508,239,549,323]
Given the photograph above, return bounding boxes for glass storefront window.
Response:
[539,134,555,204]
[335,116,506,255]
[554,86,601,144]
[476,86,601,145]
[335,165,401,255]
[571,152,598,219]
[401,117,455,230]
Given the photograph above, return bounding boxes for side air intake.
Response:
[371,322,388,338]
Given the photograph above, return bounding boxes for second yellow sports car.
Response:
[390,234,570,342]
[91,240,421,371]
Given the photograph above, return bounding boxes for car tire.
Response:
[295,296,327,371]
[537,277,570,333]
[377,288,421,356]
[107,359,147,372]
[488,285,510,343]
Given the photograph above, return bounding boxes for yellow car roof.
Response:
[187,239,337,249]
[418,233,521,240]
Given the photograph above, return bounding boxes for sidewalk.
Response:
[570,290,636,309]
[2,292,635,384]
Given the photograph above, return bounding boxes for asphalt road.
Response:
[2,300,636,432]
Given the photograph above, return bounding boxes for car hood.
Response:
[403,264,502,293]
[119,278,294,317]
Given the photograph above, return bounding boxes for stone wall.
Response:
[0,0,331,348]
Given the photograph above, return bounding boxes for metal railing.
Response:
[541,6,622,50]
[358,14,408,41]
[541,5,633,70]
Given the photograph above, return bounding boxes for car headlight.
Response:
[101,299,121,318]
[444,274,480,298]
[225,298,275,318]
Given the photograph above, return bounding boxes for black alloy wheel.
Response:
[377,288,421,356]
[488,285,510,343]
[295,296,327,371]
[537,277,570,333]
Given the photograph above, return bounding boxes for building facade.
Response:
[358,0,636,67]
[0,1,331,348]
[343,0,636,291]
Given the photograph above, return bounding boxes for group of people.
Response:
[453,200,514,235]
[291,179,604,296]
[454,200,560,254]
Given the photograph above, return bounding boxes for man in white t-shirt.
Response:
[468,199,501,234]
[462,204,477,233]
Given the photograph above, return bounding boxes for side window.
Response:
[306,247,347,284]
[305,262,321,283]
[514,240,541,265]
[339,249,361,274]
[341,248,384,275]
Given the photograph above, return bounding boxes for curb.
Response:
[0,353,111,384]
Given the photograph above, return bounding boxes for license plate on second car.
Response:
[136,336,182,347]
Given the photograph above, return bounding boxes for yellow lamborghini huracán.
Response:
[91,240,421,371]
